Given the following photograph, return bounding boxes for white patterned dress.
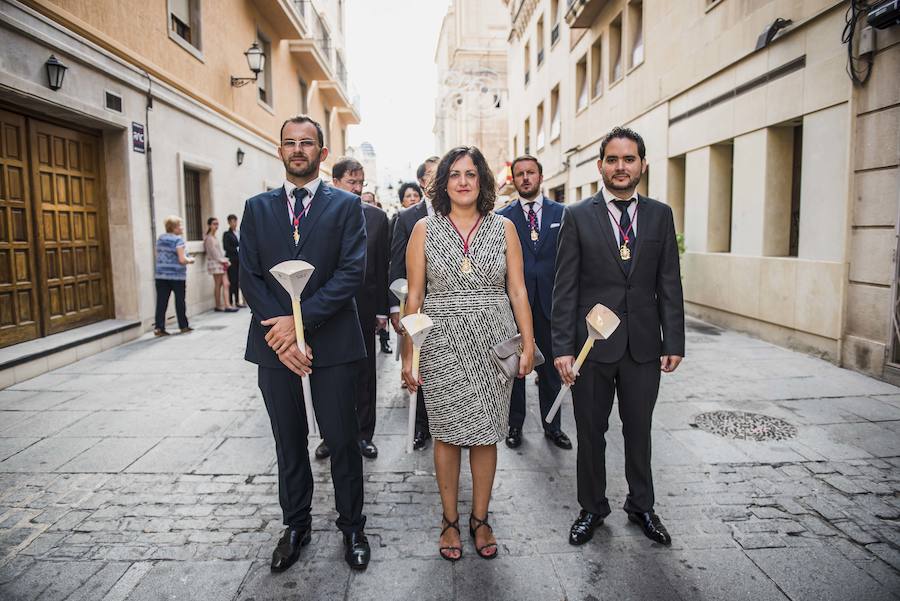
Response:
[419,212,518,446]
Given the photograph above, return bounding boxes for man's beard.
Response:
[603,171,640,191]
[516,184,540,200]
[284,152,320,178]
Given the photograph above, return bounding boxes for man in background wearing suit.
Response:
[497,156,571,450]
[223,214,244,308]
[363,191,393,355]
[240,116,371,571]
[320,158,389,460]
[552,127,684,548]
[389,156,439,450]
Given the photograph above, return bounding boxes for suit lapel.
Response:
[533,197,554,255]
[591,192,628,277]
[271,187,295,259]
[295,183,330,255]
[628,195,650,278]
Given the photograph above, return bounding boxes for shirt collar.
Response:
[519,195,543,210]
[423,196,435,217]
[284,177,321,203]
[600,185,638,207]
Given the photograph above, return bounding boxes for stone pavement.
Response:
[0,311,899,600]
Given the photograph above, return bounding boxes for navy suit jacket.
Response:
[497,196,564,320]
[239,183,367,369]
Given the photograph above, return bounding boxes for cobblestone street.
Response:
[0,312,899,600]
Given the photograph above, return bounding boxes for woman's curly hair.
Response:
[427,146,497,216]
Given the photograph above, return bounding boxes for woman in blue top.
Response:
[154,215,195,336]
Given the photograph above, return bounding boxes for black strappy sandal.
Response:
[469,514,498,560]
[439,514,463,562]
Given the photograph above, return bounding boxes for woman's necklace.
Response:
[447,213,483,274]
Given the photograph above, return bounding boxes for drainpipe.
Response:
[144,71,157,259]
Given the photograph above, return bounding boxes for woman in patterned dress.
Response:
[402,146,535,561]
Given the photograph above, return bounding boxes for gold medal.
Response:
[619,244,631,261]
[531,230,539,242]
[293,227,300,245]
[461,256,472,274]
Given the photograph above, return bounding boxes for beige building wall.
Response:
[434,0,509,175]
[0,0,360,380]
[504,0,899,381]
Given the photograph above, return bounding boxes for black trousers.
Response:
[572,350,660,517]
[258,364,365,535]
[509,303,562,433]
[227,258,240,305]
[378,328,390,344]
[154,278,188,330]
[356,310,377,441]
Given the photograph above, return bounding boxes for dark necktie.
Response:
[613,199,635,270]
[526,202,538,246]
[291,187,309,245]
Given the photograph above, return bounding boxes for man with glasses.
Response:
[324,157,390,461]
[239,116,371,571]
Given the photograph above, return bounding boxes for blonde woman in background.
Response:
[154,215,195,336]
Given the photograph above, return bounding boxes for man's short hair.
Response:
[599,126,646,161]
[332,157,364,181]
[416,156,440,182]
[280,115,325,147]
[510,154,543,175]
[226,214,238,222]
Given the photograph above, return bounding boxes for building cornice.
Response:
[509,0,539,42]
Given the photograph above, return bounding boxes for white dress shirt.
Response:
[519,195,543,230]
[601,186,638,244]
[283,177,321,221]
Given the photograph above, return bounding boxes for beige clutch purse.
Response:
[490,334,545,380]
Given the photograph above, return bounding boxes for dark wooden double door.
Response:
[0,108,110,348]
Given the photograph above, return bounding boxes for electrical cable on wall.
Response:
[842,0,873,86]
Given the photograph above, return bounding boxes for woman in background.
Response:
[204,217,237,313]
[154,215,195,336]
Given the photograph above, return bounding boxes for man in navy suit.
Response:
[239,116,371,572]
[497,156,572,450]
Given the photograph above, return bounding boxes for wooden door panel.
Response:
[0,109,39,347]
[30,118,108,335]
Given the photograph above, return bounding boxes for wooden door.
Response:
[30,119,109,335]
[0,110,40,346]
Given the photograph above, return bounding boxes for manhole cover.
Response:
[691,410,797,441]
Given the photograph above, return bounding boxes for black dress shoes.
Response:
[628,511,672,545]
[314,441,330,460]
[505,427,523,448]
[344,530,371,570]
[359,439,378,459]
[380,339,392,354]
[412,430,431,451]
[569,510,604,545]
[271,526,311,572]
[544,430,573,450]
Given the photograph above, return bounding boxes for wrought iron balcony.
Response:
[565,0,610,28]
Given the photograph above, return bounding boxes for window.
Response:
[537,17,545,67]
[298,78,309,114]
[324,109,332,148]
[549,85,561,140]
[627,1,644,69]
[183,167,202,241]
[667,156,686,234]
[550,0,560,45]
[341,128,347,154]
[524,117,531,155]
[336,52,347,89]
[590,36,603,98]
[575,54,588,112]
[168,0,201,52]
[609,13,623,84]
[536,102,545,149]
[256,32,273,106]
[590,181,599,197]
[789,124,802,257]
[551,184,565,203]
[493,93,502,109]
[513,135,518,156]
[524,41,531,85]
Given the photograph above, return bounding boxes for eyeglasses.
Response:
[281,139,318,150]
[343,178,366,187]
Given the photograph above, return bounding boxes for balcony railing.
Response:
[565,0,610,28]
[293,0,306,20]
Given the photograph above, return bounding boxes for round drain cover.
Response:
[691,410,797,441]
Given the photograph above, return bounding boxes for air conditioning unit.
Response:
[868,0,900,29]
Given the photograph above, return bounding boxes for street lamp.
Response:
[236,147,245,166]
[45,55,68,91]
[230,42,265,87]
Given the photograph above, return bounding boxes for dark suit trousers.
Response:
[572,350,660,516]
[356,310,377,441]
[509,302,562,432]
[227,259,240,305]
[258,364,365,535]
